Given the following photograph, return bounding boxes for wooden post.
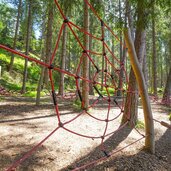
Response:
[124,29,155,154]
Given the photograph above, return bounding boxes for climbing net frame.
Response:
[0,0,151,170]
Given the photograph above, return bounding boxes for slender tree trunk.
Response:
[68,32,71,72]
[21,0,32,94]
[89,35,94,95]
[44,2,54,86]
[152,4,157,96]
[162,35,171,106]
[117,0,123,97]
[8,0,22,72]
[58,23,67,95]
[36,14,47,105]
[160,54,163,88]
[124,28,155,154]
[162,67,171,106]
[82,0,89,109]
[143,35,148,88]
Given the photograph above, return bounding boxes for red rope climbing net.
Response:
[0,0,148,170]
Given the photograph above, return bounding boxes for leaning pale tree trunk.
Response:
[122,0,146,125]
[8,0,22,73]
[82,0,89,109]
[124,28,155,154]
[21,0,32,94]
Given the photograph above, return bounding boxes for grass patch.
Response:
[73,99,82,110]
[23,91,46,98]
[135,120,145,129]
[0,50,40,80]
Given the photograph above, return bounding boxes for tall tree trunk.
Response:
[122,0,146,124]
[162,35,171,106]
[8,0,22,72]
[125,0,134,40]
[58,22,67,95]
[44,2,54,86]
[21,0,32,94]
[143,35,148,88]
[152,3,157,96]
[89,35,94,95]
[162,67,171,106]
[82,0,89,109]
[117,0,123,97]
[36,13,47,105]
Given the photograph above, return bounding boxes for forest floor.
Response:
[0,94,171,171]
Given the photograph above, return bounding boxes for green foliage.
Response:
[135,120,145,129]
[0,50,40,81]
[169,114,171,121]
[0,72,22,92]
[73,98,82,111]
[23,91,46,97]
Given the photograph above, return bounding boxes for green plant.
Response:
[23,91,46,97]
[169,113,171,121]
[73,98,82,111]
[135,120,145,129]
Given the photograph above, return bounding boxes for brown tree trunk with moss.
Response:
[82,0,89,109]
[122,0,146,125]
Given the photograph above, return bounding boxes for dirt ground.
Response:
[0,95,171,171]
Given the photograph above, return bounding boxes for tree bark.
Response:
[21,0,32,94]
[122,0,146,125]
[162,67,171,106]
[8,0,22,72]
[89,35,94,95]
[82,0,89,109]
[36,13,47,105]
[44,2,54,86]
[58,23,67,96]
[152,4,157,96]
[162,34,171,106]
[117,0,123,97]
[124,28,155,154]
[143,34,148,88]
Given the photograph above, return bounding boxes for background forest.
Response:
[0,0,171,170]
[0,0,170,107]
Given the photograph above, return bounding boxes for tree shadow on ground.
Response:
[60,125,133,171]
[0,139,50,171]
[62,129,171,171]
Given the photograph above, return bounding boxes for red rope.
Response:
[1,0,142,170]
[6,126,60,171]
[72,136,145,171]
